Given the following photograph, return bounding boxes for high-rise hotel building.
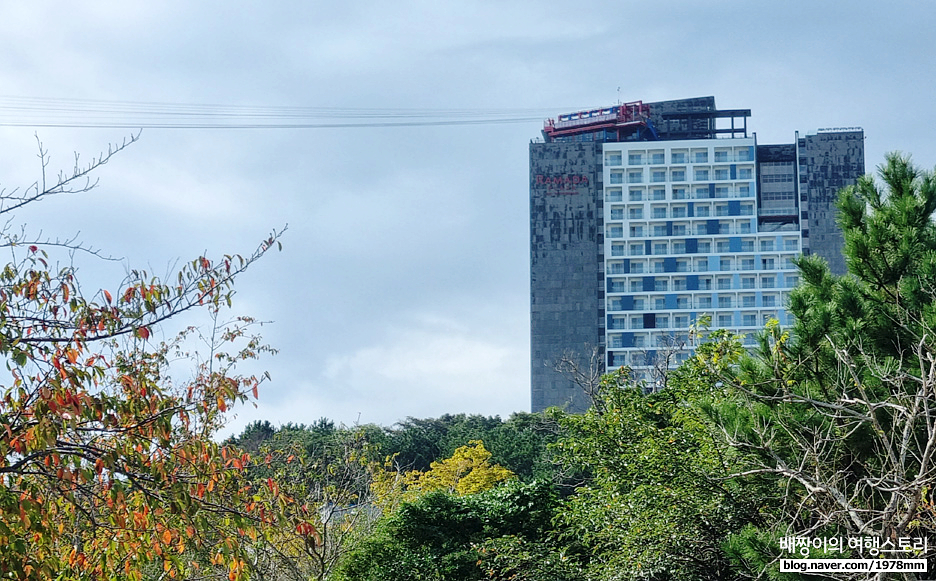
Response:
[530,97,864,412]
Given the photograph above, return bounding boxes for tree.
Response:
[552,363,765,581]
[0,137,288,580]
[700,153,936,575]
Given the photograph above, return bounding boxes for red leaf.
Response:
[103,289,112,303]
[138,327,150,340]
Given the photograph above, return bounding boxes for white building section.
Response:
[601,138,799,384]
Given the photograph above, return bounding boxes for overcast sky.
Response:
[0,1,933,435]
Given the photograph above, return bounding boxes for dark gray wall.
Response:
[530,141,602,412]
[799,131,865,275]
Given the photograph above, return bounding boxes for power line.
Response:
[0,96,580,129]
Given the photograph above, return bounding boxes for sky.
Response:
[0,1,933,436]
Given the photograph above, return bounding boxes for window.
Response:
[609,172,623,184]
[606,153,622,166]
[656,315,669,328]
[630,243,644,255]
[741,258,755,270]
[652,260,665,273]
[784,257,796,269]
[760,240,774,251]
[695,187,711,199]
[630,280,641,292]
[694,168,710,181]
[651,188,666,200]
[651,171,666,183]
[611,243,625,257]
[739,222,752,233]
[673,278,687,291]
[693,151,709,163]
[629,207,643,219]
[717,277,732,290]
[718,296,732,308]
[741,204,753,215]
[607,225,623,238]
[654,297,666,309]
[738,184,751,197]
[653,242,668,255]
[630,315,643,329]
[650,152,665,165]
[698,276,713,290]
[717,314,733,327]
[786,275,799,287]
[762,258,775,270]
[653,224,667,237]
[720,257,732,271]
[672,187,687,200]
[673,315,688,328]
[652,206,667,218]
[716,204,729,217]
[714,168,729,180]
[629,225,644,237]
[630,261,644,274]
[671,225,687,238]
[762,294,776,307]
[610,208,624,220]
[715,186,730,198]
[695,205,710,217]
[671,169,686,182]
[607,262,626,274]
[633,335,646,348]
[676,296,689,309]
[628,153,643,165]
[698,296,712,308]
[671,206,687,218]
[714,151,729,162]
[762,276,775,289]
[742,314,757,326]
[671,152,687,164]
[738,167,753,179]
[672,241,686,253]
[629,189,643,201]
[628,171,643,183]
[633,298,645,310]
[696,258,709,271]
[740,240,755,252]
[697,241,711,253]
[741,277,756,289]
[741,295,755,307]
[784,238,798,251]
[716,240,730,252]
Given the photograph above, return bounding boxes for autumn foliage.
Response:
[0,138,293,580]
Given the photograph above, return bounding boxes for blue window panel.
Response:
[687,202,694,217]
[728,200,741,215]
[621,332,634,347]
[707,219,720,234]
[749,146,755,161]
[607,314,613,327]
[730,164,737,180]
[665,294,677,309]
[646,349,657,362]
[686,238,698,254]
[666,221,673,236]
[622,296,634,310]
[645,240,652,255]
[663,258,677,272]
[709,183,716,197]
[643,276,655,292]
[643,313,656,329]
[622,259,631,274]
[729,237,741,253]
[686,275,699,291]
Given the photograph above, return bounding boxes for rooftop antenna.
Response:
[617,86,621,105]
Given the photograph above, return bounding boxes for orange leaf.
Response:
[103,289,112,303]
[162,529,172,545]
